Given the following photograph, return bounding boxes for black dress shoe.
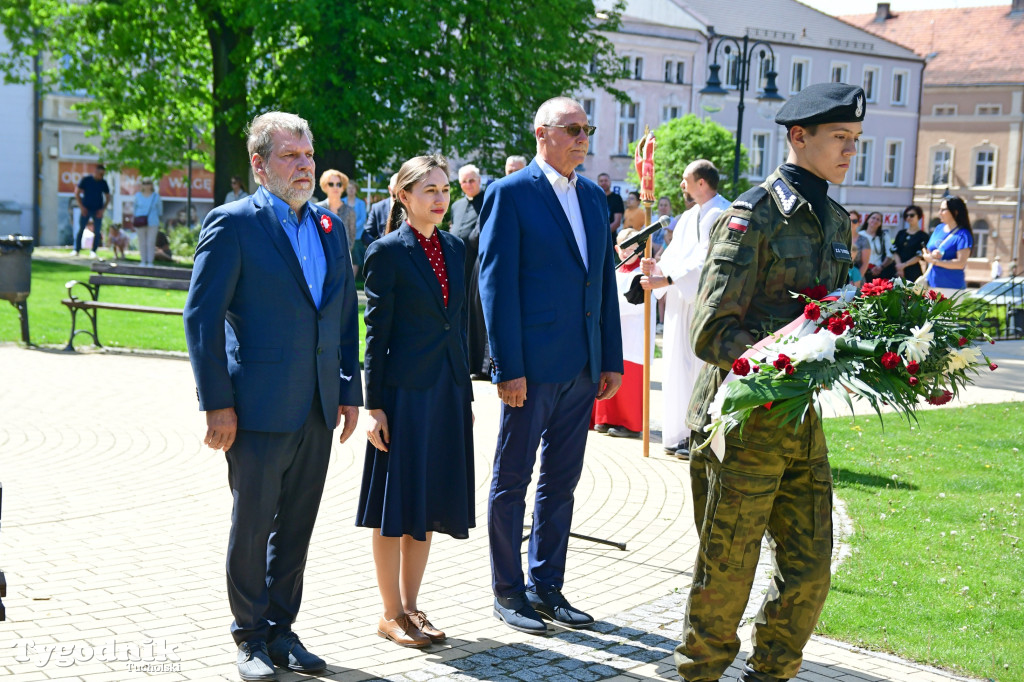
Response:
[594,423,612,433]
[608,426,641,439]
[526,587,594,629]
[494,593,548,634]
[267,632,325,674]
[237,640,277,681]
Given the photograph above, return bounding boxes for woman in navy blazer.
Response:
[356,154,475,649]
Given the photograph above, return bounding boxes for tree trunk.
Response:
[206,10,249,206]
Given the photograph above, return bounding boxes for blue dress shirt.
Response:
[257,185,327,308]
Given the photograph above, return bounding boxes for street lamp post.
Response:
[699,34,785,189]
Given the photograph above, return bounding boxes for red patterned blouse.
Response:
[411,224,449,306]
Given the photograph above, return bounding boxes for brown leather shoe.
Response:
[377,614,431,648]
[407,610,446,642]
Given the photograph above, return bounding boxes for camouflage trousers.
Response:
[675,440,833,682]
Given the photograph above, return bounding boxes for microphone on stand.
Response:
[614,214,671,269]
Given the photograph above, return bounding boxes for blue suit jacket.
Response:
[362,225,470,410]
[478,159,623,385]
[183,191,363,433]
[362,198,390,245]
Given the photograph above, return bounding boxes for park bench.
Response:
[61,262,191,351]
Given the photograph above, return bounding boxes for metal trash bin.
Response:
[0,234,33,344]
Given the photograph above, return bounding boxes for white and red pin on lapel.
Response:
[320,215,333,233]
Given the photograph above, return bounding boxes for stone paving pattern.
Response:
[2,342,1018,681]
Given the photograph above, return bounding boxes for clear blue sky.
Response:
[800,0,1009,15]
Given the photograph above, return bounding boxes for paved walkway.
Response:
[1,342,1019,681]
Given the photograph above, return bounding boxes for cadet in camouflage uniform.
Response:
[675,83,866,682]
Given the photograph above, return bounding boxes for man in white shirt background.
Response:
[640,159,730,459]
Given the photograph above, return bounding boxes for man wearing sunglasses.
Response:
[479,96,623,636]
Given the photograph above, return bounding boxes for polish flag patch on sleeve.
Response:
[728,216,749,233]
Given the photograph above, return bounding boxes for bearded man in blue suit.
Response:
[184,112,362,682]
[479,96,624,635]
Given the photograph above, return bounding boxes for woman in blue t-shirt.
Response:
[922,196,973,290]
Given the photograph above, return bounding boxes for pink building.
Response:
[582,0,923,220]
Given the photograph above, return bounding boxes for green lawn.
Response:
[0,256,366,356]
[821,402,1024,682]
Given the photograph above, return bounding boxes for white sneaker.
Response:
[71,250,80,257]
[89,250,98,258]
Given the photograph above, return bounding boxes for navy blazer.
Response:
[362,224,471,410]
[478,159,623,385]
[183,191,363,433]
[363,198,390,245]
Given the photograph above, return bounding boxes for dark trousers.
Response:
[488,368,598,597]
[225,394,333,645]
[75,208,104,251]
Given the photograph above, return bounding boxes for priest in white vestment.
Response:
[641,160,730,458]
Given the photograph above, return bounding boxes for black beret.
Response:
[775,83,866,127]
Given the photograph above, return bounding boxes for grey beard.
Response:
[264,169,313,207]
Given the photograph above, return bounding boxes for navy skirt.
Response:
[355,356,475,540]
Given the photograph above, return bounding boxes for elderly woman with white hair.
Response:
[132,177,163,266]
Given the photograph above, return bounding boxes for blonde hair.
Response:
[386,154,450,235]
[616,228,638,246]
[319,169,348,193]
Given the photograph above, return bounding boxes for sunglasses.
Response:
[326,182,343,187]
[904,213,918,219]
[545,124,597,137]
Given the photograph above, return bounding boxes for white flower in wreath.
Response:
[788,329,838,364]
[905,321,934,363]
[946,346,983,372]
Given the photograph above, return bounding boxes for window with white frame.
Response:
[853,138,874,184]
[933,105,957,116]
[791,58,809,94]
[862,66,880,102]
[724,51,741,89]
[830,62,849,84]
[971,219,989,258]
[750,132,770,177]
[974,147,996,186]
[664,59,686,84]
[662,104,683,123]
[582,98,596,149]
[892,69,909,105]
[756,54,774,91]
[977,104,1002,115]
[633,56,644,80]
[883,140,902,186]
[931,147,952,185]
[617,101,639,155]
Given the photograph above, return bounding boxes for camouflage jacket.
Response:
[686,167,853,457]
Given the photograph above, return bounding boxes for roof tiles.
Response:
[841,5,1024,85]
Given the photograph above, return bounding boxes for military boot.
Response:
[740,664,789,682]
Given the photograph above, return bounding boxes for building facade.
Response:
[586,0,923,219]
[0,32,35,237]
[845,1,1024,282]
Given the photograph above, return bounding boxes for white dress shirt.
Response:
[535,155,588,270]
